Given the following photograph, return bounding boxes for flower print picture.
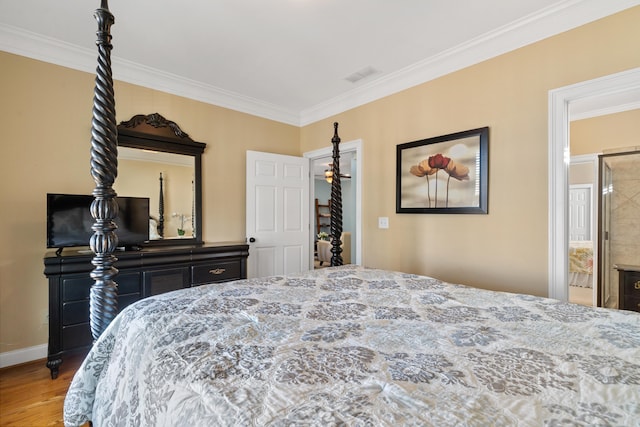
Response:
[396,127,488,214]
[409,154,470,208]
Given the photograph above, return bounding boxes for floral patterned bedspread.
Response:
[569,241,594,275]
[64,266,640,426]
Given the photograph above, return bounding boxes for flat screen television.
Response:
[46,193,150,250]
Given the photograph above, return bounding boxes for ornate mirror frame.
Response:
[117,113,206,245]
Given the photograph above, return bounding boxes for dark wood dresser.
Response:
[44,242,249,378]
[616,264,640,313]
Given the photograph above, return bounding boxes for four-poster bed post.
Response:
[88,0,119,340]
[158,172,164,237]
[330,122,343,266]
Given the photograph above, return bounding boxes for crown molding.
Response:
[2,0,638,127]
[0,24,96,74]
[112,56,301,126]
[0,23,300,126]
[299,0,640,125]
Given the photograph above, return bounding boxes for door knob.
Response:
[249,237,256,243]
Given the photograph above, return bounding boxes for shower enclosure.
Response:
[597,150,640,309]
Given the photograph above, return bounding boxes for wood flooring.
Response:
[0,353,86,426]
[569,285,595,306]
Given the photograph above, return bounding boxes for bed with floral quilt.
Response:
[569,240,594,288]
[64,265,640,426]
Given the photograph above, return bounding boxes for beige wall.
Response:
[571,109,640,156]
[569,162,594,186]
[569,109,640,188]
[1,6,639,357]
[300,7,640,294]
[569,109,640,196]
[0,53,299,355]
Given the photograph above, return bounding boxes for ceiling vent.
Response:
[344,66,379,83]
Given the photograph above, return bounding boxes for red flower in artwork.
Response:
[410,153,470,208]
[428,154,451,169]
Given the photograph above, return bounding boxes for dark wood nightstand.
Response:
[616,264,640,313]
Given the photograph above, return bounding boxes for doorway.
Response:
[548,67,640,302]
[304,139,363,267]
[568,156,598,307]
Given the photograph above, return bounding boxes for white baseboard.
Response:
[0,344,47,368]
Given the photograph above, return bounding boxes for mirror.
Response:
[117,148,195,240]
[115,113,206,245]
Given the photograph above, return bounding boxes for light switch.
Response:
[378,217,389,229]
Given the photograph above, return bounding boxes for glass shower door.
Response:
[598,159,613,308]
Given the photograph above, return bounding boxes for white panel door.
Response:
[569,186,591,241]
[246,151,309,278]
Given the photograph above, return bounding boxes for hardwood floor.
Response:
[569,285,594,306]
[0,353,86,426]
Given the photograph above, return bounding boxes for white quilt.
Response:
[64,266,640,426]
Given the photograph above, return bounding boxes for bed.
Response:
[569,241,594,288]
[65,2,640,426]
[64,265,640,426]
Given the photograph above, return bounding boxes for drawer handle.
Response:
[635,281,640,290]
[209,268,226,275]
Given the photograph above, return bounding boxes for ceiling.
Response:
[1,1,638,126]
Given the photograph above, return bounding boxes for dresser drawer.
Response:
[62,323,93,350]
[119,272,142,294]
[622,296,640,312]
[618,268,640,313]
[62,300,89,326]
[621,271,640,296]
[192,260,241,285]
[62,272,141,302]
[62,294,141,326]
[61,276,93,301]
[119,293,140,311]
[143,267,189,296]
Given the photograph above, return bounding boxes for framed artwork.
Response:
[396,127,488,214]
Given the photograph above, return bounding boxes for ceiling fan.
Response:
[324,164,351,184]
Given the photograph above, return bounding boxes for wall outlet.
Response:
[378,217,389,229]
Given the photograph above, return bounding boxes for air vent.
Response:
[344,66,379,83]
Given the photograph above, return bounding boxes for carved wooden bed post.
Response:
[158,172,165,237]
[89,0,119,340]
[330,122,343,266]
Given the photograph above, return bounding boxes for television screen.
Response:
[46,194,150,249]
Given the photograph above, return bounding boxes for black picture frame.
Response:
[396,127,488,214]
